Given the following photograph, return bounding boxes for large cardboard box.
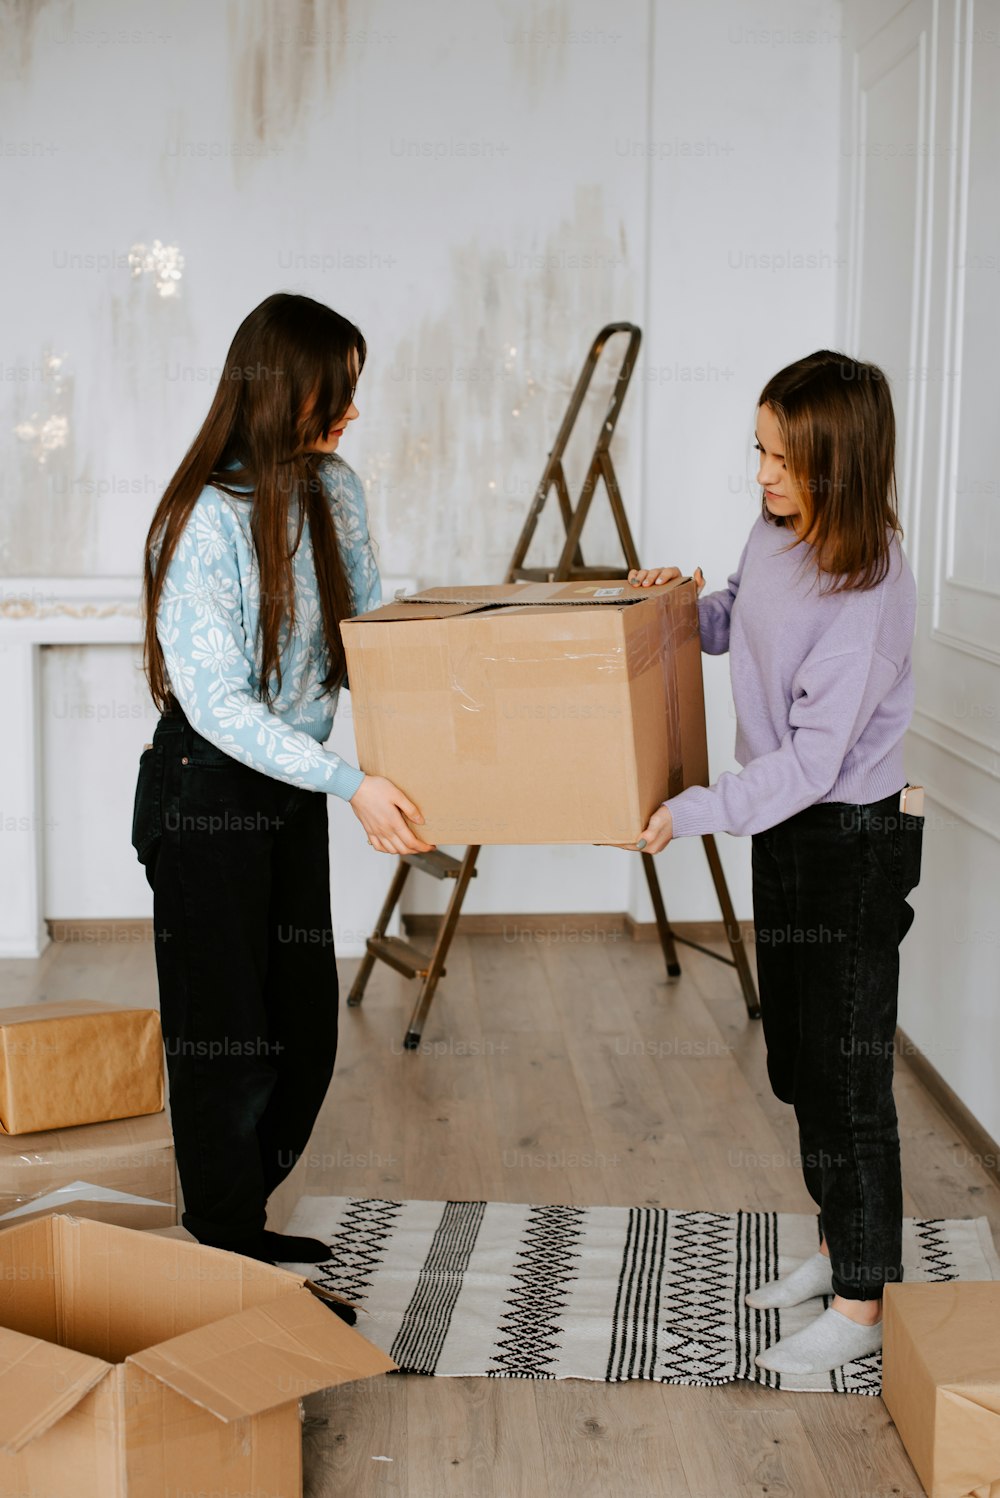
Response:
[0,999,164,1135]
[0,1109,176,1229]
[883,1281,1000,1498]
[0,1214,395,1498]
[341,577,709,844]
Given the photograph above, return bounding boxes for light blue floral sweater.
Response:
[154,454,380,800]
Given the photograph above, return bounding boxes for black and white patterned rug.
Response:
[285,1196,1000,1395]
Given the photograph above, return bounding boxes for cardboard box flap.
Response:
[128,1286,396,1421]
[349,579,688,624]
[350,599,494,623]
[407,580,686,607]
[0,1325,109,1452]
[944,1379,1000,1419]
[937,1386,1000,1497]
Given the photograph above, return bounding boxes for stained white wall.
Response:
[839,0,1000,1144]
[1,0,842,946]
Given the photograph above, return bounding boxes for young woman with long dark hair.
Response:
[132,293,434,1277]
[628,351,924,1375]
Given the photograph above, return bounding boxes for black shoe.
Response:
[320,1297,357,1327]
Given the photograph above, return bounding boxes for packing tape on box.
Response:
[0,1180,173,1224]
[624,597,701,676]
[356,638,631,767]
[447,641,629,765]
[625,600,699,800]
[0,1112,177,1229]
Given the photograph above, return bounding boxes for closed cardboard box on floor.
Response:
[882,1280,1000,1498]
[341,577,709,845]
[0,1214,395,1498]
[0,999,164,1135]
[0,1108,176,1229]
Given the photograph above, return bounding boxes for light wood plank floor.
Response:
[5,925,997,1498]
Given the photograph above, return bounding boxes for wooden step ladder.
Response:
[347,323,760,1046]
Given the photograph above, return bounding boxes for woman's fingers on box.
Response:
[627,566,682,588]
[369,815,435,854]
[396,818,436,853]
[395,789,426,826]
[639,806,674,853]
[694,566,706,594]
[403,832,437,853]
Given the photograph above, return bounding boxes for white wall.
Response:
[629,0,843,928]
[839,0,1000,1143]
[0,0,842,944]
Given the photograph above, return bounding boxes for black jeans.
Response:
[130,710,339,1248]
[751,787,924,1300]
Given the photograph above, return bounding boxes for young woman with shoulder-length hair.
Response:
[133,292,434,1275]
[629,351,924,1375]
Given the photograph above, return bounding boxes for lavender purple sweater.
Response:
[664,514,917,838]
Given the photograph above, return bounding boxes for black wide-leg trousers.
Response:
[751,789,924,1300]
[131,710,339,1248]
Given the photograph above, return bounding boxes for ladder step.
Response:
[402,849,473,880]
[367,935,444,980]
[509,565,632,582]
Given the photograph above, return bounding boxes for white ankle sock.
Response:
[754,1306,882,1375]
[744,1251,833,1310]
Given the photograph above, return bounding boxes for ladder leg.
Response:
[347,859,412,1007]
[599,449,640,570]
[404,846,482,1048]
[700,834,760,1019]
[640,851,682,979]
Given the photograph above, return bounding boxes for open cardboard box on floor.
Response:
[883,1280,1000,1498]
[0,1213,395,1498]
[341,577,709,845]
[0,999,164,1135]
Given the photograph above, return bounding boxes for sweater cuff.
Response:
[663,787,724,839]
[328,762,366,802]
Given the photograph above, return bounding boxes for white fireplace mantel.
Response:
[0,578,144,956]
[0,574,414,959]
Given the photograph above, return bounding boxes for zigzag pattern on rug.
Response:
[486,1204,587,1379]
[283,1196,1000,1396]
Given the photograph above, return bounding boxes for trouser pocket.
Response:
[897,814,924,897]
[865,803,924,944]
[131,743,164,864]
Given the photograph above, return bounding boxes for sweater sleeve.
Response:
[155,493,366,801]
[696,533,751,656]
[665,623,898,838]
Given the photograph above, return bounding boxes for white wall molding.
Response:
[910,705,1000,768]
[843,0,1000,1145]
[932,0,1000,660]
[904,762,1000,844]
[907,721,1000,843]
[849,0,937,580]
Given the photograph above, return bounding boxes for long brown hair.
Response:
[758,350,902,592]
[142,293,366,711]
